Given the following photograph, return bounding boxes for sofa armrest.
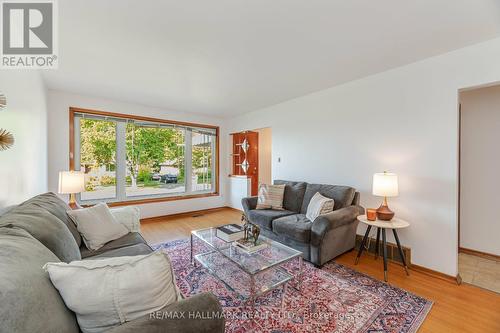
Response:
[110,206,141,232]
[106,293,225,333]
[241,196,258,216]
[311,205,364,247]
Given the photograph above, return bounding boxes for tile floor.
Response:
[458,253,500,293]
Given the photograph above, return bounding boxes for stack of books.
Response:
[215,224,244,242]
[234,238,268,253]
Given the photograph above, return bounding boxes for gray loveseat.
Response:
[242,180,364,266]
[0,192,224,333]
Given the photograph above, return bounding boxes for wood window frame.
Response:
[69,107,220,207]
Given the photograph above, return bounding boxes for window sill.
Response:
[81,192,219,208]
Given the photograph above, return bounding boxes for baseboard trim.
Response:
[225,206,244,213]
[459,247,500,261]
[141,206,240,223]
[410,263,459,284]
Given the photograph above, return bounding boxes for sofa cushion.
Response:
[80,232,149,258]
[86,243,153,259]
[15,192,82,247]
[0,206,81,262]
[0,226,79,333]
[274,180,307,213]
[300,184,356,213]
[272,214,312,243]
[247,209,296,230]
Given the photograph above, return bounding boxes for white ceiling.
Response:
[43,0,500,117]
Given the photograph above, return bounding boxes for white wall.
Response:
[47,90,227,218]
[460,85,500,256]
[226,37,500,276]
[0,72,48,207]
[255,127,272,185]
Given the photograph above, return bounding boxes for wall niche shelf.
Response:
[230,131,259,195]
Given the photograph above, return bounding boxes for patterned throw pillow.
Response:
[306,192,334,221]
[256,184,286,210]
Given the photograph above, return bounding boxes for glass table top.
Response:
[192,227,302,275]
[195,251,293,299]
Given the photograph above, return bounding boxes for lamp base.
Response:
[376,197,394,221]
[68,193,81,210]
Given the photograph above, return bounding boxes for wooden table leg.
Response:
[382,228,388,282]
[375,227,381,260]
[355,226,372,265]
[393,229,410,275]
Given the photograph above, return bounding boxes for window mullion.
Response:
[185,130,193,194]
[115,122,127,201]
[74,117,82,203]
[211,135,216,191]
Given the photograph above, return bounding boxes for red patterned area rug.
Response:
[153,239,432,333]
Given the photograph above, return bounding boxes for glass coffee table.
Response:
[190,227,303,306]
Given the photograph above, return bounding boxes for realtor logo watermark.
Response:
[1,0,58,68]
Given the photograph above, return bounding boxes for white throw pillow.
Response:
[67,203,129,250]
[306,192,335,222]
[44,252,181,333]
[256,184,285,210]
[109,206,141,232]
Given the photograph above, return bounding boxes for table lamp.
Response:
[58,171,85,209]
[372,171,398,221]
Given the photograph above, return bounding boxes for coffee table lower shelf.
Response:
[194,250,294,300]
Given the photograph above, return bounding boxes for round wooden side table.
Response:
[355,215,410,282]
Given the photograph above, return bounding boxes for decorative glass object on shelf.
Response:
[240,158,249,174]
[241,138,249,153]
[234,134,251,174]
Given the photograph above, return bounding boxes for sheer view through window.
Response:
[73,111,217,204]
[79,118,117,201]
[192,132,214,192]
[125,122,185,197]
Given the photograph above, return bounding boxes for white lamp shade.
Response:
[372,172,398,197]
[58,171,85,194]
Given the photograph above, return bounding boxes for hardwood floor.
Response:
[141,207,243,244]
[141,208,500,333]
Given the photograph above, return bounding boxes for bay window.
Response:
[70,108,218,205]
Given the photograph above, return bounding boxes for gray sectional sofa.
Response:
[242,180,364,266]
[0,192,224,333]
